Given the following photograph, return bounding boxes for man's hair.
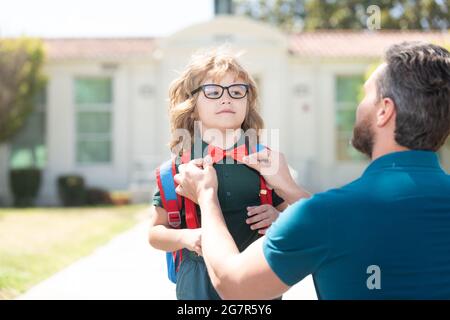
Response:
[376,41,450,151]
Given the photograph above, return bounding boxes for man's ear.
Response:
[376,98,396,127]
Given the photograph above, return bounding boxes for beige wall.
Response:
[42,60,137,204]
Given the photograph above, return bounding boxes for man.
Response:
[174,42,450,299]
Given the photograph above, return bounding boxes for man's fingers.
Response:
[178,163,187,175]
[249,218,272,231]
[203,155,213,168]
[194,245,202,256]
[246,209,273,224]
[242,150,272,172]
[246,213,264,225]
[175,185,185,196]
[191,158,204,167]
[245,149,270,162]
[258,228,268,235]
[242,154,260,170]
[247,204,270,216]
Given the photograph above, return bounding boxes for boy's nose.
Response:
[220,92,232,103]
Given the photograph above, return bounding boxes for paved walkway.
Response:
[18,214,317,300]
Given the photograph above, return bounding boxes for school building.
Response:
[0,15,449,205]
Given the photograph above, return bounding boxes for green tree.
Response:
[234,0,306,32]
[233,0,450,31]
[0,38,46,143]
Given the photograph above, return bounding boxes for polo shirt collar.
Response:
[363,150,443,176]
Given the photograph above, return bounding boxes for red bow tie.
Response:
[207,144,248,163]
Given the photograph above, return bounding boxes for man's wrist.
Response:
[198,187,218,206]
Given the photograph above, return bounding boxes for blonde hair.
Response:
[168,48,264,152]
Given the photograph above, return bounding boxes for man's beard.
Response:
[351,116,375,158]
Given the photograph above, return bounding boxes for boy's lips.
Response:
[216,109,236,114]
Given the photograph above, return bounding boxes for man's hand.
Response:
[242,149,294,190]
[182,228,203,256]
[243,149,311,204]
[174,156,218,204]
[246,204,280,235]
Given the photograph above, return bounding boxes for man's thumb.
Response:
[242,154,260,171]
[203,155,213,168]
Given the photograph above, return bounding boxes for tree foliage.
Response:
[0,38,46,143]
[233,0,450,32]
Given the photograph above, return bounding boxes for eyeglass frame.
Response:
[190,83,250,99]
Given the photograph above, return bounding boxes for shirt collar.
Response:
[363,150,443,176]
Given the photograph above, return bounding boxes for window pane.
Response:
[10,149,34,169]
[35,145,47,168]
[77,140,111,163]
[75,78,112,104]
[336,109,356,132]
[335,75,365,161]
[336,134,367,162]
[77,112,111,134]
[336,76,364,103]
[10,112,45,146]
[10,144,47,169]
[34,87,47,106]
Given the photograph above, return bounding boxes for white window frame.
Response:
[74,77,114,165]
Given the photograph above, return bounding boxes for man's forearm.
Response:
[275,180,311,205]
[198,188,239,288]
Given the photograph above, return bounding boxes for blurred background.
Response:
[0,0,449,299]
[1,0,449,207]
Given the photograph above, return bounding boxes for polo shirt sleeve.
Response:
[263,196,330,286]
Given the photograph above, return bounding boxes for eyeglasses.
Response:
[191,84,249,99]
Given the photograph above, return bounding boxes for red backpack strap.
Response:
[259,176,273,205]
[184,198,200,229]
[246,142,274,206]
[156,159,182,228]
[180,151,200,229]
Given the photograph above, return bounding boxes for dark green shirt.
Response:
[152,140,284,252]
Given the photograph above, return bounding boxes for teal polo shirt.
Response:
[263,150,450,299]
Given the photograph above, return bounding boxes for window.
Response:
[335,75,366,161]
[9,89,47,169]
[75,77,113,164]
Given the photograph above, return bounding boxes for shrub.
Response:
[86,187,113,206]
[57,175,86,207]
[9,168,42,207]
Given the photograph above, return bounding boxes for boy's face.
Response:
[194,72,248,133]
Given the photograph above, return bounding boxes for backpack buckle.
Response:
[168,211,181,228]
